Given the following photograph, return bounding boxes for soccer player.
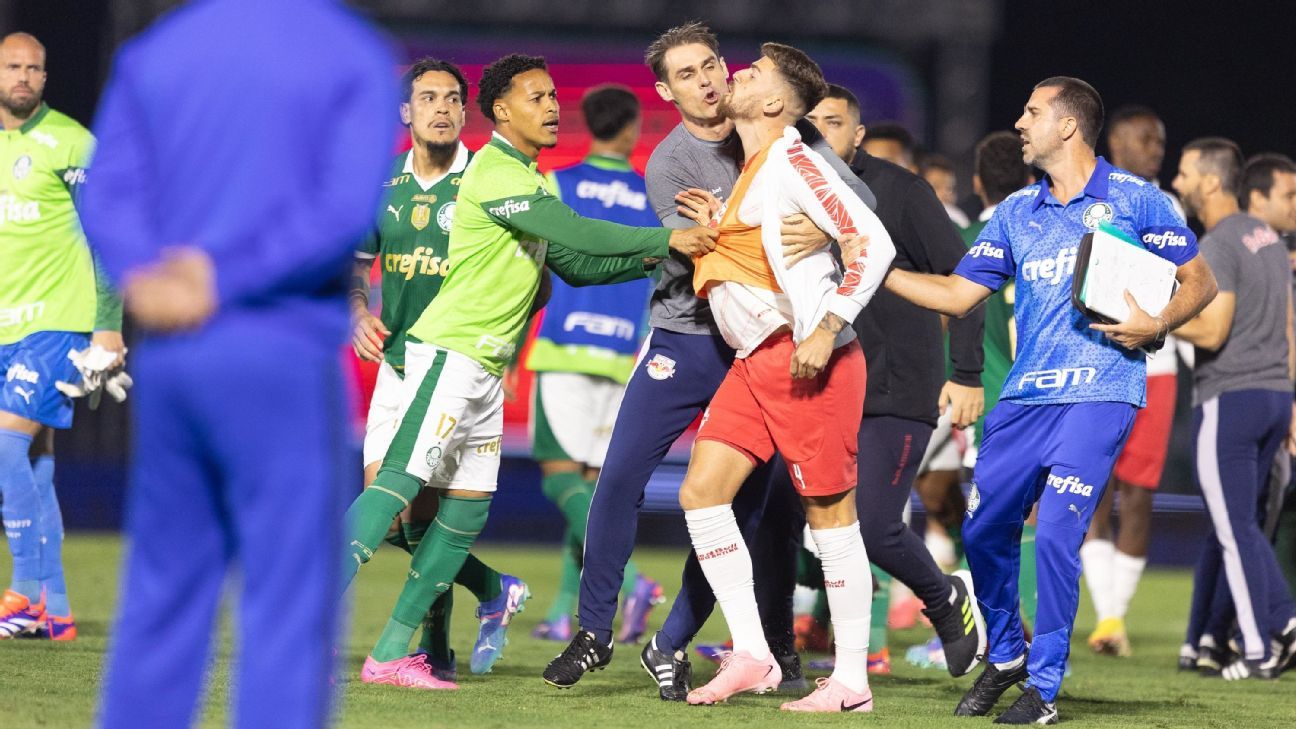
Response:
[348,58,520,684]
[804,84,988,678]
[673,43,896,712]
[340,53,715,690]
[544,22,877,698]
[0,32,124,642]
[82,2,397,726]
[525,85,662,645]
[883,77,1216,723]
[1081,106,1187,658]
[1173,142,1296,679]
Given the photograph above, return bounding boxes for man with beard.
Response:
[543,22,877,699]
[883,77,1216,723]
[0,32,125,642]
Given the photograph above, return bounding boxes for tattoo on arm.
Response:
[817,313,847,335]
[350,260,371,309]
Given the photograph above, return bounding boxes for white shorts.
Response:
[918,408,964,474]
[363,361,404,467]
[380,342,503,494]
[530,371,625,469]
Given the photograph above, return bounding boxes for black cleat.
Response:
[1273,618,1296,673]
[926,570,987,678]
[993,686,1058,725]
[1222,655,1280,681]
[773,643,808,692]
[640,635,692,701]
[543,631,612,688]
[955,657,1028,716]
[1195,636,1229,677]
[1177,643,1198,672]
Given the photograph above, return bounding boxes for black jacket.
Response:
[849,151,985,425]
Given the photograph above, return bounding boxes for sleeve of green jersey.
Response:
[545,242,652,287]
[92,251,124,331]
[479,192,670,260]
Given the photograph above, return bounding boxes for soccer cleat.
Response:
[543,630,613,688]
[617,575,665,645]
[794,614,831,653]
[361,653,458,690]
[993,685,1058,725]
[414,648,457,683]
[867,647,891,675]
[470,574,530,674]
[0,589,46,639]
[24,613,77,642]
[695,639,733,664]
[1177,643,1198,672]
[1195,636,1228,676]
[531,615,573,642]
[686,650,781,705]
[1273,618,1296,673]
[1222,655,1280,681]
[640,634,692,701]
[1087,616,1131,657]
[780,676,874,713]
[955,657,1028,716]
[925,570,986,677]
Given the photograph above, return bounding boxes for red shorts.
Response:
[1113,374,1176,489]
[697,331,866,496]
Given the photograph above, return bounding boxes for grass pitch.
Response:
[2,533,1294,727]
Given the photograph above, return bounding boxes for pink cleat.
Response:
[686,650,780,705]
[361,653,458,690]
[780,677,874,713]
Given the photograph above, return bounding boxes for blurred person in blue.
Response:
[883,76,1216,724]
[78,1,397,727]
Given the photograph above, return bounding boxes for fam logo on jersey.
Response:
[11,155,31,180]
[646,353,676,380]
[968,240,1005,259]
[966,483,980,516]
[564,312,636,340]
[436,202,456,232]
[1081,202,1114,230]
[1017,366,1096,391]
[411,203,432,231]
[1047,473,1094,498]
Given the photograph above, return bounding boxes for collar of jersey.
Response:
[1033,155,1112,211]
[402,142,470,189]
[489,132,539,171]
[584,153,633,172]
[18,103,50,134]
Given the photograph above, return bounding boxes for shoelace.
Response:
[812,676,832,692]
[558,636,601,671]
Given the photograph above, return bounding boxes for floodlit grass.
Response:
[2,534,1294,727]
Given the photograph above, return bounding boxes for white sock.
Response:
[1080,539,1116,620]
[685,505,768,660]
[811,523,872,694]
[1108,550,1147,620]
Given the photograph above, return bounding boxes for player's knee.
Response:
[678,478,721,511]
[1034,522,1083,563]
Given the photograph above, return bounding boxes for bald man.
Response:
[0,32,124,641]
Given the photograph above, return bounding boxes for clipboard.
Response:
[1070,221,1178,352]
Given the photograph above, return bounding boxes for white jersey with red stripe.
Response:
[708,126,896,357]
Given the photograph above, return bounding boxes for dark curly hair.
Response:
[402,58,468,104]
[478,54,547,123]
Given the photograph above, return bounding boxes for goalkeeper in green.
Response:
[343,54,716,690]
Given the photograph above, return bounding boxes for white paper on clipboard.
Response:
[1076,221,1178,321]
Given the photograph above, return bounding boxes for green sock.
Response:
[1018,524,1038,627]
[384,527,409,552]
[374,494,492,662]
[403,520,431,553]
[547,532,582,622]
[456,553,502,602]
[870,565,891,652]
[419,589,454,662]
[542,471,593,536]
[343,474,421,587]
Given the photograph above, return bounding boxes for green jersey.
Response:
[359,145,470,371]
[961,215,1016,442]
[408,135,671,377]
[0,103,101,344]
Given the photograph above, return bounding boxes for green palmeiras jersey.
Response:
[961,213,1015,443]
[358,144,470,371]
[0,103,111,344]
[407,134,671,377]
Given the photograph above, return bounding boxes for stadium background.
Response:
[9,0,1296,565]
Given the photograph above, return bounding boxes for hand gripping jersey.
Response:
[954,157,1197,408]
[526,155,656,384]
[692,127,895,356]
[357,144,470,371]
[0,104,97,344]
[408,134,671,376]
